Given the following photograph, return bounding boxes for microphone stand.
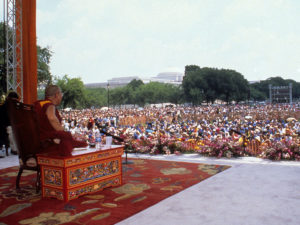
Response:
[95,123,133,164]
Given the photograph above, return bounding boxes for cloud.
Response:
[35,0,300,83]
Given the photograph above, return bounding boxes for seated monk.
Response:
[34,85,87,156]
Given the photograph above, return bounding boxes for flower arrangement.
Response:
[197,139,248,158]
[123,133,300,161]
[259,140,300,161]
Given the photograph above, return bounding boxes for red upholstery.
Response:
[6,99,40,192]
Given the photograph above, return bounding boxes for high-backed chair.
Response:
[6,99,41,193]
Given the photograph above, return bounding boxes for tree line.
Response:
[50,70,300,109]
[183,65,300,105]
[182,65,249,105]
[48,75,184,109]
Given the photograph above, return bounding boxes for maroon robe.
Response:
[34,99,87,156]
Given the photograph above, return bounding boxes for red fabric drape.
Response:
[16,0,37,104]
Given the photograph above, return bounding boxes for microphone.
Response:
[95,122,124,142]
[230,129,243,136]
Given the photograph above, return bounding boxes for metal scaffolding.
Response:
[269,83,292,104]
[4,0,23,101]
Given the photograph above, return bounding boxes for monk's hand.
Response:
[53,138,61,144]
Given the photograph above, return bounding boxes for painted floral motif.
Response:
[0,184,11,190]
[0,203,31,217]
[96,152,111,159]
[37,158,50,165]
[160,185,183,191]
[112,183,150,201]
[68,177,120,200]
[101,203,117,208]
[44,169,62,186]
[152,177,170,184]
[1,186,39,201]
[81,200,99,204]
[66,152,119,166]
[44,188,64,200]
[38,158,64,167]
[18,208,101,225]
[91,212,111,221]
[132,159,148,170]
[160,167,192,175]
[198,164,229,175]
[66,157,82,166]
[131,196,147,203]
[130,173,142,177]
[69,160,119,185]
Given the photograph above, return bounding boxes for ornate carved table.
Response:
[37,145,123,202]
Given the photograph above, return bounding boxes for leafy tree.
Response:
[249,86,265,101]
[184,65,201,76]
[128,79,144,90]
[139,82,159,105]
[132,82,166,106]
[164,84,184,105]
[196,67,218,104]
[134,86,147,106]
[182,69,205,104]
[55,75,86,109]
[110,87,127,107]
[183,65,203,104]
[37,88,45,100]
[79,80,183,108]
[0,23,14,96]
[189,88,205,105]
[123,86,135,105]
[249,76,300,101]
[84,87,107,108]
[229,70,249,103]
[126,79,144,106]
[0,23,7,96]
[250,82,268,100]
[37,46,52,87]
[183,66,249,104]
[218,70,235,104]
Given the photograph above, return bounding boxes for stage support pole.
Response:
[16,0,37,104]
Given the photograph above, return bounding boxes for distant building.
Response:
[85,82,107,88]
[85,76,140,89]
[107,76,140,88]
[150,72,183,85]
[249,80,261,84]
[84,72,184,88]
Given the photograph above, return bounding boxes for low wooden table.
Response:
[37,145,123,202]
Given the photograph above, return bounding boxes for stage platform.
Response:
[1,153,300,225]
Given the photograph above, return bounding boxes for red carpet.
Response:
[0,158,230,225]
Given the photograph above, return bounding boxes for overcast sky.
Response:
[5,0,300,83]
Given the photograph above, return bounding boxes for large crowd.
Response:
[60,103,300,160]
